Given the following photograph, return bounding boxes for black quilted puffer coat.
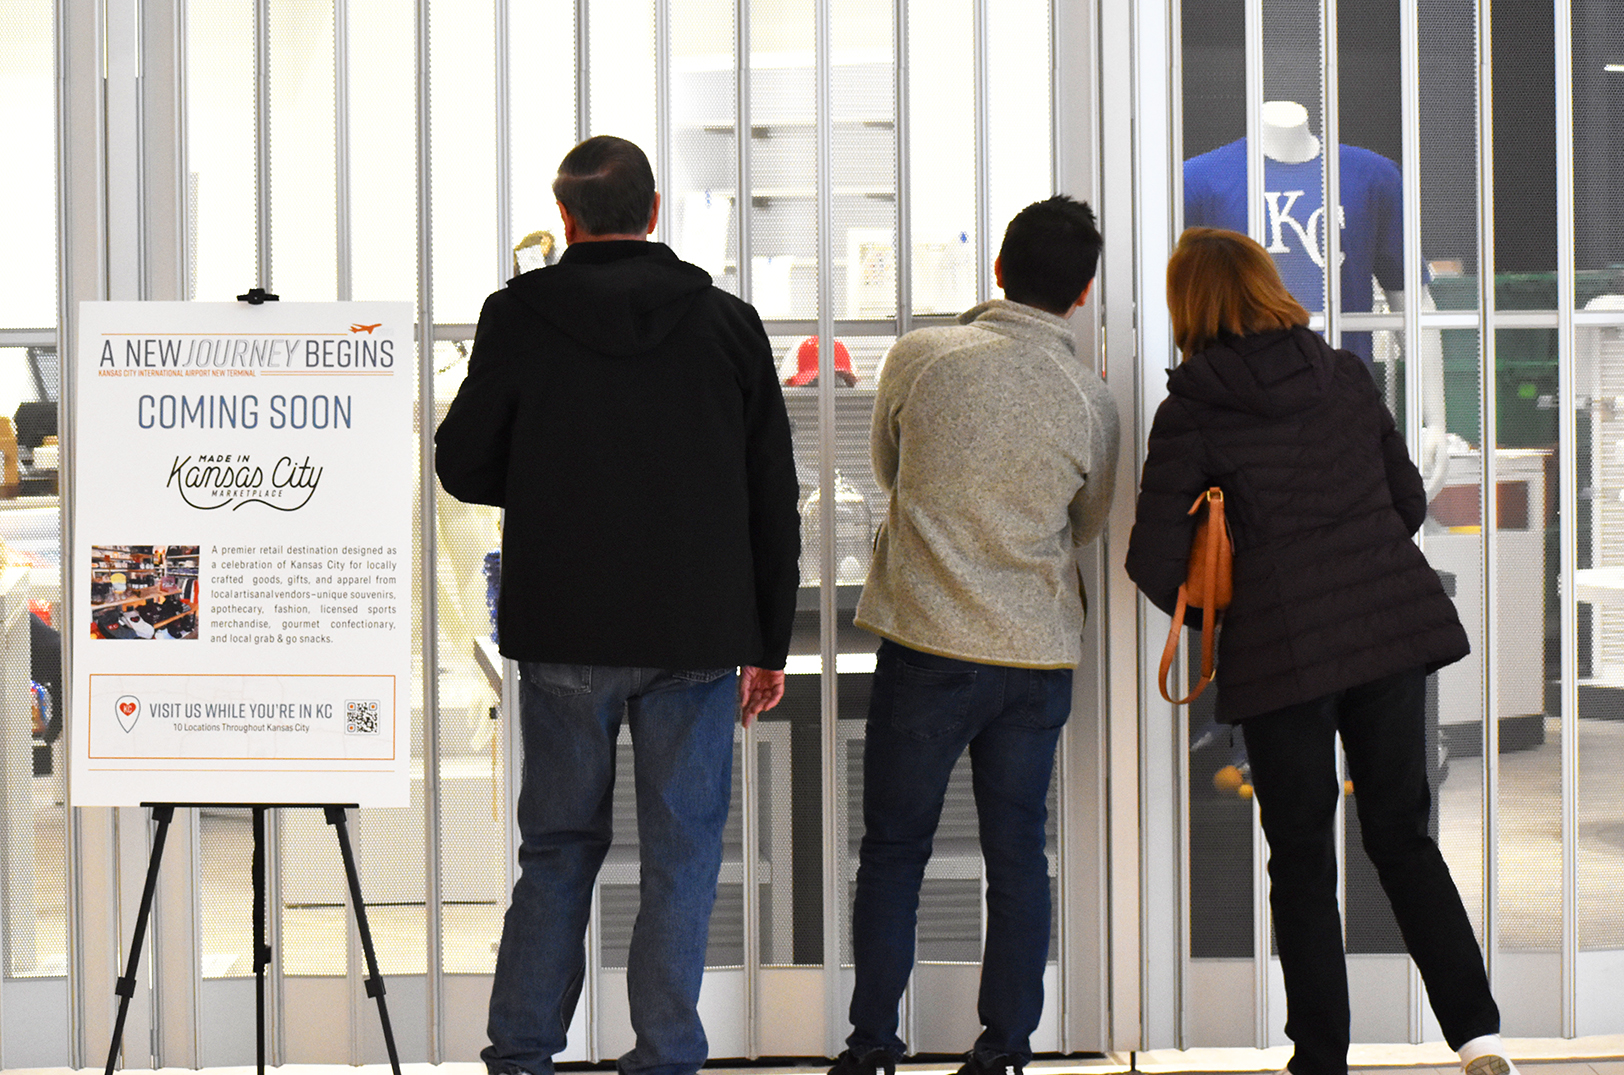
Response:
[1125,325,1469,723]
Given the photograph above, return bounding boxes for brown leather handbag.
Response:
[1157,487,1233,704]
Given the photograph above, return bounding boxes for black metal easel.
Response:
[104,803,402,1075]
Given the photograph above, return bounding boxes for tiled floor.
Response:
[9,1058,1624,1075]
[7,1042,1624,1075]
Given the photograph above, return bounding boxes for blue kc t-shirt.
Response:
[1184,137,1413,364]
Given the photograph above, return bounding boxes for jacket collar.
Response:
[958,299,1078,358]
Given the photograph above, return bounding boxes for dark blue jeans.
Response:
[847,640,1072,1064]
[483,663,737,1075]
[1241,666,1499,1075]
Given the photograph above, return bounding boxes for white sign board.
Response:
[70,301,415,807]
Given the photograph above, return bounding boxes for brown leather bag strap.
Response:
[1158,583,1191,704]
[1159,489,1224,706]
[1196,491,1224,682]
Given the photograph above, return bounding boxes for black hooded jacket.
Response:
[435,240,800,670]
[1125,325,1468,722]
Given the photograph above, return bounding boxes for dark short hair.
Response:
[552,136,657,236]
[997,195,1103,315]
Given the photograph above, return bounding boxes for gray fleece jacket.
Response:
[854,299,1121,668]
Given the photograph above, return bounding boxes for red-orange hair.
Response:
[1166,227,1310,358]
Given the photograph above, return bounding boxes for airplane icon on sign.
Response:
[350,323,382,334]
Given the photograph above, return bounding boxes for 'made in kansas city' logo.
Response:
[166,454,323,511]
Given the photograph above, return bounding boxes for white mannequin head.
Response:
[1260,100,1320,164]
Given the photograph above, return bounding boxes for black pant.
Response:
[1241,667,1499,1075]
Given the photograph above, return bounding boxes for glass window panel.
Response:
[1482,329,1561,953]
[669,0,739,292]
[772,327,831,967]
[199,810,256,978]
[431,0,499,324]
[508,2,576,276]
[360,334,431,979]
[1572,0,1624,301]
[268,0,337,299]
[1179,0,1257,966]
[749,2,817,321]
[279,807,350,976]
[832,0,894,320]
[1578,318,1624,951]
[0,366,65,977]
[188,0,259,301]
[1419,0,1479,310]
[348,0,418,308]
[1259,0,1328,316]
[1422,328,1489,951]
[907,0,976,316]
[433,338,507,975]
[1490,4,1557,308]
[0,0,56,328]
[985,0,1050,267]
[588,0,656,163]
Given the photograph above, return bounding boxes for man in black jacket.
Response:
[436,135,800,1075]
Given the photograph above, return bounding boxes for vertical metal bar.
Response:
[335,0,352,301]
[654,0,670,247]
[1243,0,1269,1048]
[815,0,841,1055]
[1322,0,1340,349]
[495,0,512,285]
[741,711,761,1060]
[1553,0,1577,1036]
[1168,0,1189,1048]
[895,0,910,334]
[1475,0,1499,988]
[61,0,108,1057]
[417,0,444,1062]
[734,3,759,1056]
[1243,0,1264,245]
[1399,0,1424,457]
[255,0,271,289]
[735,0,751,303]
[177,0,192,302]
[576,0,589,142]
[572,7,597,1053]
[1397,0,1426,1039]
[973,0,990,303]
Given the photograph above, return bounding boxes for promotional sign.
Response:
[70,301,415,806]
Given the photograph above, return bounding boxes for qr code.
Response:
[346,700,380,735]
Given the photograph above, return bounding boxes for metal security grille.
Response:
[1165,0,1624,1049]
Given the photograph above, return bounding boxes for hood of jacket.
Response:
[1166,324,1336,419]
[506,240,713,357]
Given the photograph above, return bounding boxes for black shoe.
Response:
[828,1048,898,1075]
[955,1053,1023,1075]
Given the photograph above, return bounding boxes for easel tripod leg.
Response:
[105,805,176,1075]
[325,806,402,1075]
[253,806,273,1075]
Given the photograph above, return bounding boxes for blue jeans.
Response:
[847,640,1072,1064]
[483,663,737,1075]
[1241,667,1499,1075]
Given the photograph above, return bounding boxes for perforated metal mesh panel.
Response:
[431,0,500,325]
[186,0,259,301]
[670,0,740,295]
[907,0,977,315]
[0,0,57,328]
[268,0,337,299]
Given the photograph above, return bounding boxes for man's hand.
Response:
[738,666,786,727]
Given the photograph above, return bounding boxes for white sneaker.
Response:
[1459,1034,1519,1075]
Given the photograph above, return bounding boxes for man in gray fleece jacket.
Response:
[832,196,1119,1075]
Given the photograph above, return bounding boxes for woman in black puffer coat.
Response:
[1126,228,1513,1075]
